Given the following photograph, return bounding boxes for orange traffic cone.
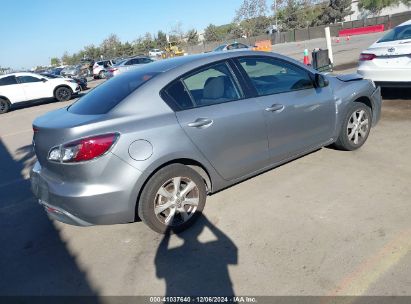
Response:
[303,49,310,65]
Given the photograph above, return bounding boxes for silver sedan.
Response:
[30,51,381,233]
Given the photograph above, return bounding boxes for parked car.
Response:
[358,19,411,87]
[40,73,88,91]
[92,60,116,79]
[0,72,79,113]
[30,51,381,233]
[149,49,163,57]
[46,67,64,76]
[61,65,84,78]
[212,42,252,52]
[107,56,154,77]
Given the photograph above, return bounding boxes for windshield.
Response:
[378,24,411,43]
[213,45,227,52]
[68,70,159,115]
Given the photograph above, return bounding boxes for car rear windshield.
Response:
[378,24,411,43]
[68,71,159,115]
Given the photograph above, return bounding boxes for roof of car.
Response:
[0,72,41,78]
[399,19,411,26]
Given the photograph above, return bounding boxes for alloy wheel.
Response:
[347,109,369,145]
[154,176,199,226]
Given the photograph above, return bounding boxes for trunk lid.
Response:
[365,40,411,68]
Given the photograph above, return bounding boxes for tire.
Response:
[54,86,73,102]
[334,102,372,151]
[0,98,10,114]
[98,70,105,79]
[138,164,207,234]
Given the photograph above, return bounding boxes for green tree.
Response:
[100,34,122,58]
[204,24,221,41]
[156,30,168,48]
[234,0,267,37]
[320,0,352,24]
[50,57,60,66]
[186,29,199,45]
[359,0,411,13]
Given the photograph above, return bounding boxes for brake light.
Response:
[109,68,118,73]
[359,53,376,61]
[48,133,119,163]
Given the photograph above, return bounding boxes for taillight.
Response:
[359,53,377,61]
[33,127,39,133]
[48,133,119,163]
[109,68,118,73]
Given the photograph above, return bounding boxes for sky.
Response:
[0,0,252,69]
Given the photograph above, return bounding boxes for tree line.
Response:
[53,0,410,66]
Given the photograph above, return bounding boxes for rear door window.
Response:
[17,76,42,83]
[181,62,242,107]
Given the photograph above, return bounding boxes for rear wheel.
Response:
[334,103,372,151]
[0,98,10,114]
[98,70,105,79]
[138,164,207,234]
[54,86,73,102]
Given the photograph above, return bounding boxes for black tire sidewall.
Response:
[0,98,10,114]
[55,87,72,102]
[338,103,372,151]
[138,164,207,234]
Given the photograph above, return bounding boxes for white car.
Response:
[0,72,80,114]
[358,19,411,87]
[148,49,163,57]
[107,56,154,77]
[92,60,116,79]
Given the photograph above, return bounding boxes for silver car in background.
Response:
[30,51,381,233]
[107,56,154,77]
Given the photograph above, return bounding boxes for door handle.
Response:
[265,104,284,112]
[187,118,213,128]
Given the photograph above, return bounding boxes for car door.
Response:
[235,56,335,163]
[17,75,48,100]
[0,75,25,103]
[165,61,270,181]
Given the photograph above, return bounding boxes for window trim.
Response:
[16,75,42,84]
[232,55,316,98]
[160,59,246,112]
[0,75,18,86]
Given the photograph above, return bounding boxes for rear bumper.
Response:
[358,65,411,83]
[30,155,144,226]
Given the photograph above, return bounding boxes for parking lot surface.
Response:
[0,77,410,297]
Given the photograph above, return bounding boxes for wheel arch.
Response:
[134,158,212,221]
[0,95,11,103]
[354,96,373,112]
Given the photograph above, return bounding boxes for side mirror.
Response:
[41,78,47,82]
[315,73,329,88]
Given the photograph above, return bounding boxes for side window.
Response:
[164,80,194,111]
[18,76,42,83]
[182,62,242,107]
[125,59,135,65]
[140,58,152,64]
[238,57,314,96]
[0,76,17,86]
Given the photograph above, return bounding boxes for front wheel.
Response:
[98,70,106,79]
[334,103,372,151]
[138,164,207,234]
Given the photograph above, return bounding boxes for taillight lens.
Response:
[48,133,119,163]
[359,53,376,61]
[109,68,118,73]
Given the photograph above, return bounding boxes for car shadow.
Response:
[381,87,411,100]
[0,138,99,299]
[155,215,237,297]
